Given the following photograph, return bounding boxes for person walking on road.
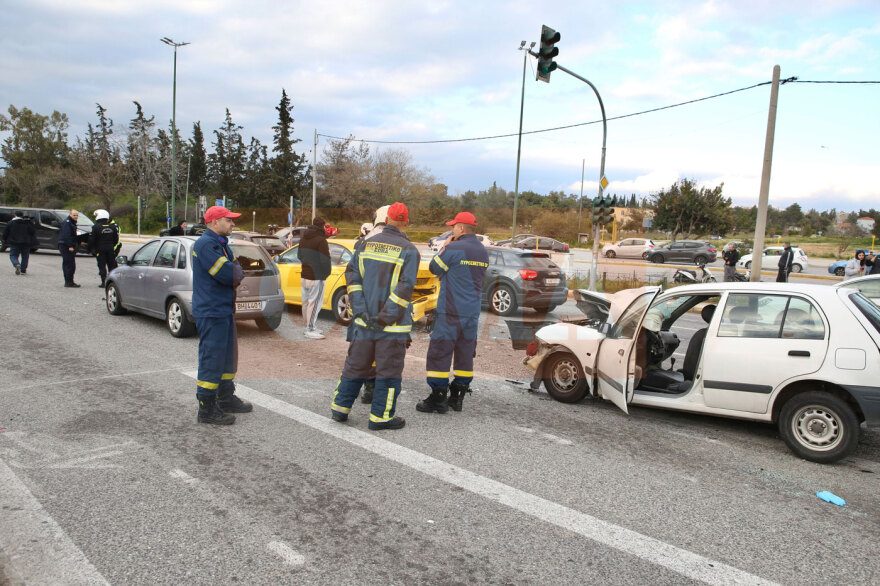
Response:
[330,202,419,430]
[722,243,740,282]
[297,216,332,339]
[59,209,81,287]
[417,211,489,414]
[89,209,120,288]
[776,242,794,283]
[191,205,253,425]
[844,250,868,279]
[867,252,880,276]
[3,210,37,275]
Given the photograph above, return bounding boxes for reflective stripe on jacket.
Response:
[192,229,243,318]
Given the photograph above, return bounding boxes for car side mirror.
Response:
[598,322,613,336]
[116,255,129,265]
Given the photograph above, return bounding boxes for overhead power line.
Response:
[318,77,878,146]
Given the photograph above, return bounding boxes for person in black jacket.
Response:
[776,242,794,282]
[58,209,81,287]
[168,219,187,236]
[297,217,332,339]
[3,210,37,275]
[89,209,120,287]
[722,243,740,282]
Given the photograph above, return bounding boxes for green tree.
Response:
[0,105,70,205]
[188,122,208,202]
[126,101,162,213]
[269,89,310,208]
[209,108,246,201]
[650,178,732,240]
[69,103,126,211]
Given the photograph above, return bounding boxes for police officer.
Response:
[191,205,252,425]
[330,202,419,430]
[89,209,120,287]
[417,211,488,413]
[58,209,81,287]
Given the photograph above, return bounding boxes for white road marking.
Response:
[540,433,574,446]
[192,374,777,586]
[0,458,109,585]
[169,468,198,484]
[267,541,305,568]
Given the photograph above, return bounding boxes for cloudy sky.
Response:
[2,0,878,211]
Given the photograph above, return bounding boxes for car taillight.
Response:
[648,244,654,248]
[525,341,539,356]
[519,269,538,280]
[709,248,717,253]
[563,244,570,251]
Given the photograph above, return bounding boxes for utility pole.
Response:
[511,41,535,240]
[160,37,189,227]
[311,129,317,222]
[751,65,781,282]
[577,158,585,234]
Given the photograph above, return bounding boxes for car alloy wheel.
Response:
[106,283,127,315]
[605,250,616,258]
[332,289,353,325]
[490,285,516,316]
[166,298,195,338]
[790,264,803,273]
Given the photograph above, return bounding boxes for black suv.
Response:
[647,240,717,265]
[0,206,92,253]
[482,247,568,316]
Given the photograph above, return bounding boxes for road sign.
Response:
[600,176,608,189]
[215,199,223,206]
[288,211,293,224]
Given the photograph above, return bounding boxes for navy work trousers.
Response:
[425,313,479,389]
[195,315,238,397]
[59,246,76,283]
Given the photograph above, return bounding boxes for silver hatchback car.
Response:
[105,236,285,337]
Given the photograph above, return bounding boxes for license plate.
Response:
[236,301,262,311]
[545,278,559,285]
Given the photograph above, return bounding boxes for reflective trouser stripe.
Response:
[197,380,219,390]
[221,373,235,380]
[426,370,450,379]
[453,370,473,377]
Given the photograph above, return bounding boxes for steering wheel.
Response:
[644,329,666,364]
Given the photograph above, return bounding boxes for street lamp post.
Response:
[161,37,189,226]
[511,40,536,240]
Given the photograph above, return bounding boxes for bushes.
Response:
[530,210,581,242]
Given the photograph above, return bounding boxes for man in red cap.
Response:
[417,211,489,414]
[330,202,419,430]
[191,205,252,425]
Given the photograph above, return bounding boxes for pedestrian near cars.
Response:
[58,209,81,287]
[191,205,253,425]
[88,209,120,288]
[776,242,794,282]
[3,210,37,275]
[722,243,740,282]
[330,202,419,430]
[844,250,868,279]
[168,219,187,236]
[417,211,489,414]
[867,253,880,275]
[297,216,332,339]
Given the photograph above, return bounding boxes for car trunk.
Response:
[230,243,280,313]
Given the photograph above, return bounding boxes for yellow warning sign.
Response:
[600,176,609,189]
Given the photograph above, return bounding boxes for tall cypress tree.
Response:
[270,89,309,208]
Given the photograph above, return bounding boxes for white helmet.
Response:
[643,310,663,332]
[94,209,110,221]
[360,222,374,237]
[374,205,390,225]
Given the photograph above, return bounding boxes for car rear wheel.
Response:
[106,282,127,315]
[166,298,196,338]
[779,391,859,463]
[332,288,353,325]
[489,285,517,316]
[604,250,616,258]
[543,352,588,403]
[693,255,708,265]
[745,261,752,269]
[791,264,803,273]
[650,254,664,264]
[256,313,282,331]
[834,267,845,277]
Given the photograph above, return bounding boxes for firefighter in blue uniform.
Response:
[330,202,419,430]
[191,205,253,425]
[417,211,489,413]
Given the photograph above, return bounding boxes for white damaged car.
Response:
[524,283,880,463]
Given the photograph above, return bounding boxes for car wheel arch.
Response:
[770,379,865,424]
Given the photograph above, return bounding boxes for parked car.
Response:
[274,226,311,247]
[646,240,717,265]
[228,231,287,256]
[483,246,568,316]
[274,239,440,325]
[428,231,494,251]
[159,222,206,237]
[738,246,809,273]
[524,282,880,463]
[494,233,536,247]
[835,274,880,306]
[106,236,285,337]
[601,238,656,259]
[0,206,92,253]
[827,250,878,277]
[509,235,570,253]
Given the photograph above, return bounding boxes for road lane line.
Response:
[267,541,305,568]
[0,459,109,585]
[169,468,198,484]
[189,374,777,586]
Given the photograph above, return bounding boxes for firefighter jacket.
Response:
[89,219,120,252]
[192,229,244,318]
[345,224,419,337]
[429,233,489,317]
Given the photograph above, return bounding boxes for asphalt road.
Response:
[2,246,879,585]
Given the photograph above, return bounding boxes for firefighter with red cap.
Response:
[191,205,253,425]
[417,211,488,414]
[330,202,419,430]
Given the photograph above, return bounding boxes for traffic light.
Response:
[226,198,235,209]
[536,25,560,83]
[602,196,615,225]
[591,196,601,224]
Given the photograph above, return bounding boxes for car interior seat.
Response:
[639,304,716,394]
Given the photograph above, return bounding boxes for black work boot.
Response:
[217,383,253,413]
[99,278,106,288]
[360,380,375,404]
[197,394,236,425]
[416,386,449,414]
[448,382,471,412]
[368,416,406,430]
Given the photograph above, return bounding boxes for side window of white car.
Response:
[780,298,825,340]
[719,294,824,339]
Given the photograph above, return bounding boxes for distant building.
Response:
[856,217,876,233]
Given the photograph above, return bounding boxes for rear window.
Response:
[230,243,274,275]
[520,254,557,269]
[849,292,880,335]
[252,237,282,248]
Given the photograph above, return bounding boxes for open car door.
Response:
[595,288,661,413]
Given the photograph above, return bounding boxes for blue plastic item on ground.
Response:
[816,491,846,506]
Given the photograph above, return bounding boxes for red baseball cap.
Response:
[445,211,477,226]
[204,205,241,223]
[387,202,409,225]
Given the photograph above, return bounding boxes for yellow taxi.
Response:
[274,239,439,325]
